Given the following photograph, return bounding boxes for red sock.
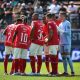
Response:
[4,55,9,73]
[45,55,50,73]
[23,59,26,73]
[20,59,26,73]
[30,56,36,73]
[50,55,58,74]
[10,59,15,74]
[55,54,58,74]
[14,59,19,73]
[37,55,42,73]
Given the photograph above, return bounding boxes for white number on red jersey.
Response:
[7,33,11,41]
[38,29,43,41]
[21,33,28,43]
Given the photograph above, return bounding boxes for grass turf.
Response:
[0,62,80,80]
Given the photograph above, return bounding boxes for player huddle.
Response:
[3,11,75,76]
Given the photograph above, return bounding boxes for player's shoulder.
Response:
[6,24,14,29]
[65,20,71,25]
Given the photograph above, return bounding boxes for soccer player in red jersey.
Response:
[29,13,45,75]
[46,13,59,75]
[3,24,16,75]
[12,18,31,75]
[51,14,62,75]
[43,16,50,73]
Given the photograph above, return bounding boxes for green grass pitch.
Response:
[0,62,80,80]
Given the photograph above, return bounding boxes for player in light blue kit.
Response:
[59,11,75,76]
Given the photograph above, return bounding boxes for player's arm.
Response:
[57,27,64,33]
[12,31,18,43]
[30,26,35,41]
[48,26,53,42]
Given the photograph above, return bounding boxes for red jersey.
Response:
[47,20,59,45]
[54,19,62,26]
[24,23,32,47]
[14,23,31,49]
[4,24,16,46]
[54,19,62,42]
[31,20,44,45]
[43,24,48,39]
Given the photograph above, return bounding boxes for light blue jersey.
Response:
[59,20,71,45]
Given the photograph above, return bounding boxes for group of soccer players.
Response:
[3,10,75,76]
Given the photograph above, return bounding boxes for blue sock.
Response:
[62,56,67,73]
[67,55,74,72]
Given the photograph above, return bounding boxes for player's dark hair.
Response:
[46,13,53,19]
[59,11,67,18]
[32,13,38,17]
[16,19,23,22]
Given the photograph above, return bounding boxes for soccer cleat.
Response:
[12,72,20,75]
[10,72,14,75]
[20,73,27,76]
[59,72,69,76]
[48,72,57,76]
[71,72,75,76]
[36,72,40,76]
[4,72,8,75]
[28,72,36,76]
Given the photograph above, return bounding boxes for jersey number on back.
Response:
[21,33,28,43]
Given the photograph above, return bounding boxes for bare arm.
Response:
[30,27,35,41]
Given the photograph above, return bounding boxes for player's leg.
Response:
[44,45,50,73]
[13,48,20,74]
[66,45,75,76]
[29,56,36,73]
[60,45,69,76]
[49,45,59,75]
[20,49,28,75]
[10,59,15,75]
[10,48,15,75]
[29,43,37,74]
[4,46,12,74]
[36,45,43,74]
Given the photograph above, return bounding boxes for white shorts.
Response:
[49,45,59,55]
[44,44,49,55]
[29,43,43,56]
[13,48,28,59]
[5,46,13,55]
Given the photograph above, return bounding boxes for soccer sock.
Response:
[30,56,36,73]
[14,59,19,73]
[20,59,26,73]
[67,55,74,72]
[19,59,23,73]
[23,59,26,73]
[45,55,50,73]
[62,56,67,73]
[4,55,9,73]
[37,55,42,73]
[50,55,58,74]
[54,54,58,74]
[10,59,15,74]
